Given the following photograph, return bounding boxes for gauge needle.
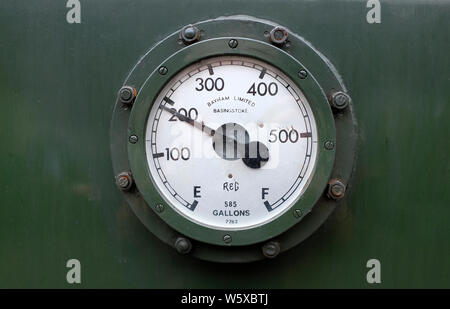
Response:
[160,104,269,168]
[161,105,245,145]
[161,105,216,136]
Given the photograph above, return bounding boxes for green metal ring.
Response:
[127,37,335,246]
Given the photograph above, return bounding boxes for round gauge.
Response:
[145,56,318,230]
[112,19,355,260]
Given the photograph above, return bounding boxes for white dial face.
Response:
[145,56,318,230]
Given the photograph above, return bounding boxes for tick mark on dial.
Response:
[264,201,273,212]
[259,68,267,79]
[300,132,312,138]
[190,200,198,211]
[207,64,214,75]
[163,97,175,105]
[153,152,165,158]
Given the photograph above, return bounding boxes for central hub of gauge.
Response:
[145,56,318,230]
[212,123,249,161]
[212,123,269,169]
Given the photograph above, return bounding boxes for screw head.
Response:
[174,237,192,254]
[158,66,168,75]
[298,70,308,79]
[223,234,232,244]
[327,179,346,200]
[324,140,335,150]
[118,86,136,105]
[228,39,238,49]
[155,204,164,213]
[129,135,138,144]
[262,241,281,258]
[180,25,200,44]
[293,209,303,219]
[330,91,351,110]
[270,26,288,45]
[115,172,133,191]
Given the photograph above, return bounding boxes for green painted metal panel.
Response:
[0,0,449,288]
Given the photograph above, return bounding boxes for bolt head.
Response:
[129,135,138,144]
[270,27,288,45]
[116,172,133,191]
[293,209,303,219]
[327,179,346,200]
[223,234,232,244]
[298,70,308,79]
[331,184,344,197]
[181,25,200,44]
[117,177,129,188]
[158,66,168,75]
[324,140,335,150]
[155,204,164,213]
[262,241,281,258]
[174,237,192,254]
[330,91,351,110]
[228,39,238,49]
[118,86,136,105]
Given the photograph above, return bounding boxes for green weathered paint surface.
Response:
[0,0,449,288]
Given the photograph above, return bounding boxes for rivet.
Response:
[324,140,334,150]
[129,135,138,144]
[228,39,238,49]
[293,209,303,219]
[223,234,232,244]
[298,70,308,79]
[158,66,168,75]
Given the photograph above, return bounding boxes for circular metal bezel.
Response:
[127,39,335,246]
[110,16,357,262]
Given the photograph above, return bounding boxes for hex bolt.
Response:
[223,234,232,244]
[327,179,346,200]
[115,172,133,191]
[298,70,308,79]
[174,237,192,254]
[228,39,238,49]
[329,91,351,110]
[262,241,281,258]
[158,66,168,75]
[269,26,288,45]
[324,140,335,151]
[155,204,164,213]
[180,25,200,44]
[118,86,137,105]
[293,209,303,219]
[129,135,138,144]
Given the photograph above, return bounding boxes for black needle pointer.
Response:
[161,105,269,168]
